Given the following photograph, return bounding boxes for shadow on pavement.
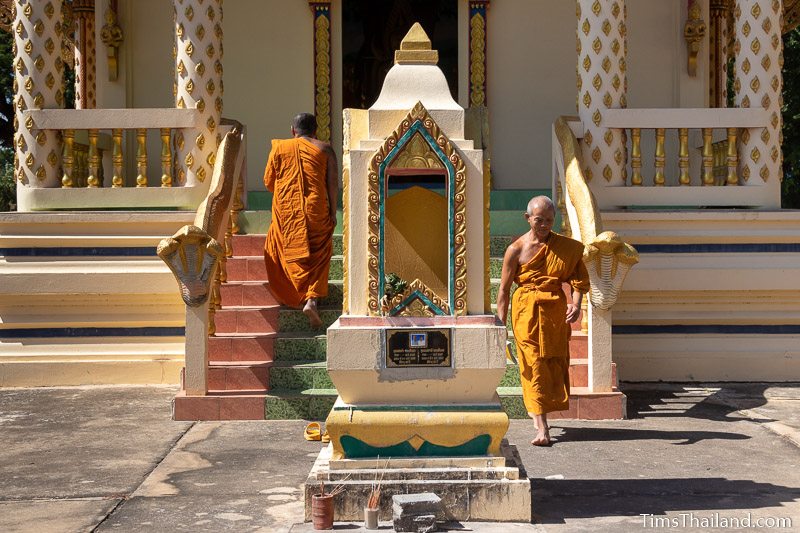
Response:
[623,384,772,422]
[554,426,750,445]
[530,477,800,524]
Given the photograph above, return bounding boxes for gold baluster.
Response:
[111,129,123,187]
[208,266,221,336]
[654,128,666,186]
[630,128,643,186]
[702,128,714,185]
[678,128,690,185]
[136,128,148,187]
[160,128,172,187]
[86,129,100,188]
[61,129,74,188]
[232,174,244,235]
[580,298,588,335]
[726,127,738,186]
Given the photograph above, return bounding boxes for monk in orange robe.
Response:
[496,196,590,446]
[264,113,338,328]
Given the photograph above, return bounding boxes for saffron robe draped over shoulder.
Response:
[263,137,334,308]
[511,232,590,415]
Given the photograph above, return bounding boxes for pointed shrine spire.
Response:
[394,23,439,65]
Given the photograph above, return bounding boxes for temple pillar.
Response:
[710,0,732,107]
[173,0,223,187]
[733,0,782,186]
[468,0,489,108]
[72,0,96,109]
[309,0,332,142]
[13,0,64,188]
[576,0,627,185]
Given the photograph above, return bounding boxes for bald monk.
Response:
[496,196,590,446]
[264,113,338,328]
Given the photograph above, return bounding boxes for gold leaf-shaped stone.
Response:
[34,55,44,72]
[612,74,621,89]
[207,6,216,21]
[771,112,779,129]
[582,19,591,36]
[741,129,751,143]
[583,91,592,108]
[619,57,626,73]
[771,75,780,92]
[47,150,57,167]
[44,2,55,18]
[583,55,591,72]
[741,95,750,108]
[742,58,751,74]
[603,165,613,181]
[24,77,34,92]
[196,132,205,149]
[584,131,593,146]
[177,96,186,109]
[205,44,215,58]
[45,38,55,55]
[751,37,760,55]
[592,37,602,54]
[215,60,223,74]
[771,34,780,50]
[177,60,186,75]
[611,2,620,18]
[206,151,215,166]
[23,4,32,18]
[207,116,216,132]
[185,153,194,168]
[33,20,44,37]
[734,77,741,93]
[592,109,601,126]
[36,165,46,180]
[55,58,62,73]
[604,131,613,146]
[761,55,771,70]
[585,168,593,181]
[751,3,761,18]
[185,5,194,21]
[751,147,761,163]
[15,58,25,73]
[25,153,34,168]
[196,25,205,39]
[185,41,194,56]
[771,146,779,162]
[611,39,620,55]
[45,73,55,89]
[602,19,611,36]
[15,21,23,36]
[750,76,760,92]
[175,131,185,150]
[592,0,601,16]
[215,97,222,113]
[759,165,769,181]
[17,98,27,112]
[762,18,771,33]
[214,23,222,39]
[614,149,623,164]
[742,21,751,37]
[592,74,602,90]
[197,166,207,181]
[761,129,770,143]
[761,94,771,108]
[186,79,194,94]
[602,56,611,73]
[24,40,33,54]
[195,62,205,76]
[36,131,46,146]
[196,98,205,112]
[206,79,215,94]
[772,0,781,13]
[33,92,44,107]
[742,165,750,180]
[603,92,612,107]
[592,146,601,163]
[55,89,63,106]
[17,136,26,151]
[177,23,184,39]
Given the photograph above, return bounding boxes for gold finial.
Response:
[395,22,438,65]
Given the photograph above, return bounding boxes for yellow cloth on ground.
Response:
[263,137,334,308]
[511,232,590,415]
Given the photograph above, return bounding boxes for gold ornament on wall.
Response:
[684,0,707,77]
[100,6,123,81]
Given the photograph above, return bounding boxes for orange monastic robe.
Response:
[511,232,590,415]
[263,137,334,307]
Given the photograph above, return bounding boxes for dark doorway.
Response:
[342,0,459,110]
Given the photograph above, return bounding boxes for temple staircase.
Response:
[173,212,625,420]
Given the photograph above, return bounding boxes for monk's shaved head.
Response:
[526,195,555,216]
[292,113,317,136]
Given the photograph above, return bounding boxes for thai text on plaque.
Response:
[385,328,452,368]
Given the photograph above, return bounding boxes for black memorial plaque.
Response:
[385,329,452,368]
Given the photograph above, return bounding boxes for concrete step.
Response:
[269,361,333,390]
[213,307,341,335]
[273,334,327,362]
[232,233,344,257]
[208,333,275,363]
[207,361,269,391]
[498,386,626,420]
[500,359,617,388]
[220,281,343,308]
[226,255,343,283]
[172,390,266,421]
[265,388,338,420]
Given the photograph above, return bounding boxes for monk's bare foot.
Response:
[531,428,551,447]
[303,299,323,329]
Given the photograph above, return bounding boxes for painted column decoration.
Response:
[710,0,732,106]
[309,1,331,142]
[13,0,64,188]
[733,0,782,184]
[468,0,489,107]
[576,0,627,185]
[72,0,95,109]
[174,0,223,187]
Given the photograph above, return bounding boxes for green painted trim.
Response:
[332,404,501,412]
[340,434,491,458]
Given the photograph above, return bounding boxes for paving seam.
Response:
[88,421,196,532]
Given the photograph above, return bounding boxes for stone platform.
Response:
[304,440,531,523]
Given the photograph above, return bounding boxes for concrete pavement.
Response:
[0,384,798,532]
